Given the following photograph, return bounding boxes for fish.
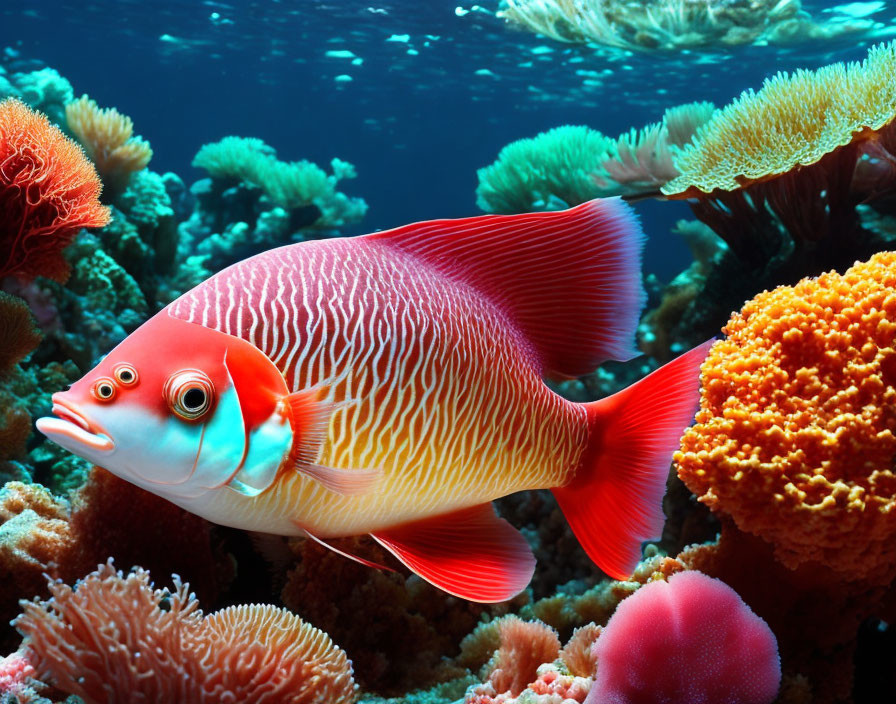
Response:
[37,198,710,603]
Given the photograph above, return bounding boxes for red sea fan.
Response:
[0,98,110,283]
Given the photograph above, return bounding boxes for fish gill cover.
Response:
[1,1,896,703]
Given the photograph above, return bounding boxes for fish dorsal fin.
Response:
[370,503,535,603]
[363,198,646,378]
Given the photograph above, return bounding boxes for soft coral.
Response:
[0,98,109,283]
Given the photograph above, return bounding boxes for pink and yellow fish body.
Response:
[38,199,709,602]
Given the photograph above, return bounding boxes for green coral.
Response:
[192,136,367,228]
[476,125,615,213]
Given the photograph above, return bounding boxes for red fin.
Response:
[553,341,713,579]
[284,386,331,466]
[299,463,383,495]
[364,199,645,378]
[371,503,535,603]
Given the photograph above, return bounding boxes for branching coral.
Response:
[497,0,866,52]
[14,561,358,704]
[462,615,592,704]
[0,98,110,283]
[675,251,896,584]
[65,95,152,199]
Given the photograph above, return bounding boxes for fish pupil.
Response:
[183,387,206,411]
[99,384,113,398]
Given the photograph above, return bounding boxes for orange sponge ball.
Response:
[675,252,896,583]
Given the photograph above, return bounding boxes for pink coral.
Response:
[14,560,357,704]
[587,571,780,704]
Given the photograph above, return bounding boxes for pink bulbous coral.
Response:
[587,571,780,704]
[13,560,358,704]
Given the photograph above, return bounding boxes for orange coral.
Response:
[199,605,358,703]
[65,95,152,199]
[486,617,560,696]
[15,561,357,704]
[675,251,896,583]
[0,482,76,649]
[0,99,110,282]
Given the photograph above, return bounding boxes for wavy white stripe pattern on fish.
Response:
[168,236,588,535]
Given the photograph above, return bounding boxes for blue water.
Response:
[1,0,892,277]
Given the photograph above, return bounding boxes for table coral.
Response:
[0,98,110,283]
[14,560,358,704]
[675,251,896,584]
[662,40,896,268]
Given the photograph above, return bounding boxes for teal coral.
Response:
[476,126,614,213]
[193,135,367,228]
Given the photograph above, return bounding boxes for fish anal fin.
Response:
[371,503,535,603]
[298,526,395,572]
[299,463,383,495]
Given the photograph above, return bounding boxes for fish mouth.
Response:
[35,396,114,454]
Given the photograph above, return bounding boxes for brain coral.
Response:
[675,251,896,582]
[0,98,110,282]
[663,40,896,195]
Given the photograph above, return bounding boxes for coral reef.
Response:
[475,126,615,213]
[0,469,230,652]
[0,98,110,283]
[676,252,896,583]
[497,0,872,51]
[476,102,712,214]
[280,535,510,695]
[14,560,358,703]
[65,95,152,199]
[663,41,896,267]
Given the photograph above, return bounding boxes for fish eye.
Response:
[164,370,215,421]
[113,363,138,386]
[92,377,117,402]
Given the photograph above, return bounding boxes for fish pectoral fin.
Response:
[370,503,535,603]
[297,525,395,571]
[298,463,383,495]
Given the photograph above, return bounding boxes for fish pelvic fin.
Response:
[371,503,535,603]
[552,340,713,580]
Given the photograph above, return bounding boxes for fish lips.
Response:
[35,399,115,457]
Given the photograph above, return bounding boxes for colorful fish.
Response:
[37,199,709,602]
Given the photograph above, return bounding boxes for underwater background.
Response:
[3,0,896,703]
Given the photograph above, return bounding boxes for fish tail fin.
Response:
[551,340,713,579]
